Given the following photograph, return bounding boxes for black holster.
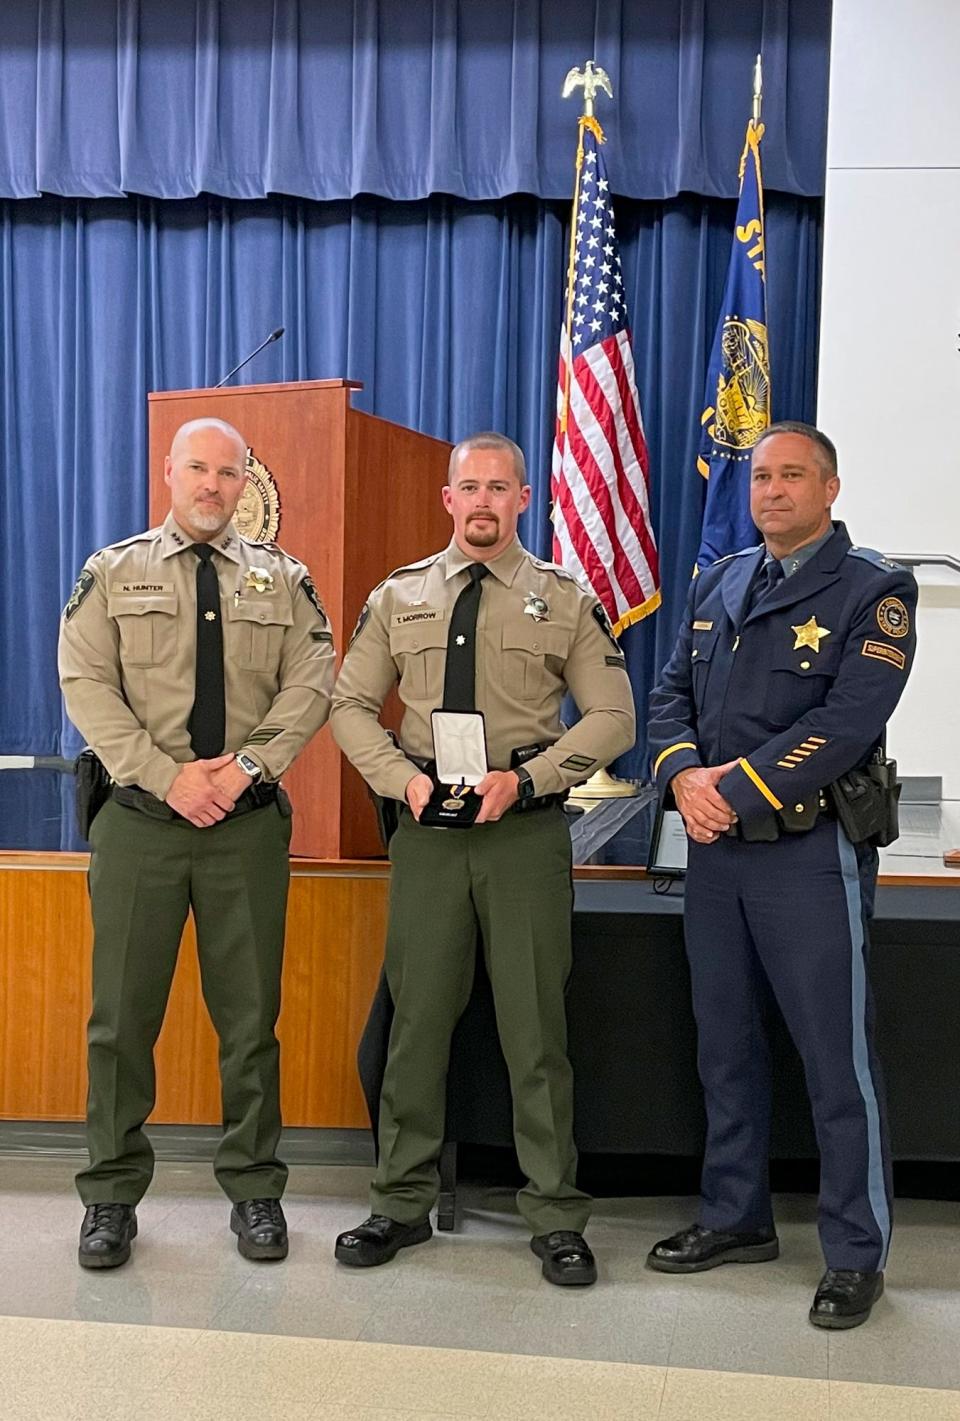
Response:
[828,754,901,847]
[366,731,409,850]
[74,749,113,839]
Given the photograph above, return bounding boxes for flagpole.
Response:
[559,58,611,441]
[560,60,637,804]
[559,123,587,441]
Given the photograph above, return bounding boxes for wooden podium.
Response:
[148,380,452,858]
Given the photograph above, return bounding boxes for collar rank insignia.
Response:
[524,593,549,623]
[791,616,831,653]
[244,567,274,594]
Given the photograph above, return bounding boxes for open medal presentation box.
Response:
[148,380,452,858]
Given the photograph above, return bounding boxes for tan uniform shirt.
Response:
[331,537,636,801]
[58,513,335,800]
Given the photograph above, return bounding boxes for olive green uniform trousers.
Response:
[76,797,292,1206]
[372,804,590,1235]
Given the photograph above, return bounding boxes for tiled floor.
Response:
[2,1157,960,1418]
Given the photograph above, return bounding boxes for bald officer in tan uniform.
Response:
[331,432,635,1287]
[59,418,334,1270]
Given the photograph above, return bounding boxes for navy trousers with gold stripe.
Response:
[684,819,892,1273]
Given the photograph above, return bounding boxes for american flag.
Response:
[551,120,660,634]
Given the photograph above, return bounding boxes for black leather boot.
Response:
[809,1269,884,1329]
[231,1198,289,1261]
[335,1214,433,1267]
[78,1203,138,1269]
[647,1222,779,1273]
[531,1231,597,1287]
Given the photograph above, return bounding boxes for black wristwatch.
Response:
[235,753,263,783]
[514,766,536,801]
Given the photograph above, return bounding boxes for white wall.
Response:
[817,0,960,796]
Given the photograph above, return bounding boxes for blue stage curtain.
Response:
[0,190,820,848]
[0,0,830,201]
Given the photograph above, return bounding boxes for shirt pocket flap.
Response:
[107,591,178,618]
[690,628,720,663]
[501,622,570,657]
[389,620,449,654]
[229,596,294,628]
[769,641,842,677]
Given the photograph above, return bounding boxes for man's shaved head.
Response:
[170,418,247,465]
[448,432,526,487]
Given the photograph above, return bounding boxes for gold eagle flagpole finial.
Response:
[559,60,613,437]
[561,59,613,119]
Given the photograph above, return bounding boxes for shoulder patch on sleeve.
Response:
[63,569,95,620]
[862,639,906,670]
[300,575,328,622]
[349,602,371,646]
[591,602,621,649]
[876,596,909,638]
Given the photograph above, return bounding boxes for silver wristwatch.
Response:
[235,753,263,783]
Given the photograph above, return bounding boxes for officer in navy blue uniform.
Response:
[646,423,917,1329]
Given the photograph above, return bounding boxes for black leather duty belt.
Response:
[723,792,836,843]
[112,781,279,823]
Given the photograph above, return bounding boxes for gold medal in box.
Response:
[419,711,489,829]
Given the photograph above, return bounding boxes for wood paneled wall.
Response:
[0,858,388,1126]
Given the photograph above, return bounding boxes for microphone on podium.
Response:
[214,327,285,388]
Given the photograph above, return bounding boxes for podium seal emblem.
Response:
[235,449,282,544]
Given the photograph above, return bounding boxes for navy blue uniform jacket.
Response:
[648,522,917,828]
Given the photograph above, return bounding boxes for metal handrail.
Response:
[890,553,960,573]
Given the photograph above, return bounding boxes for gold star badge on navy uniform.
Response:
[791,616,831,653]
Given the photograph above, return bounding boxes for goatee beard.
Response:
[190,506,227,533]
[465,521,498,548]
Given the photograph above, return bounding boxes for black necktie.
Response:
[748,556,784,615]
[442,563,489,711]
[188,544,226,759]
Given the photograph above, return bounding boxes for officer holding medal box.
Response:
[330,431,635,1285]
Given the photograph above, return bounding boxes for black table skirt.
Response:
[358,880,960,1165]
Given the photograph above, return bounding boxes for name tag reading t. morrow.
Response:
[419,711,488,829]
